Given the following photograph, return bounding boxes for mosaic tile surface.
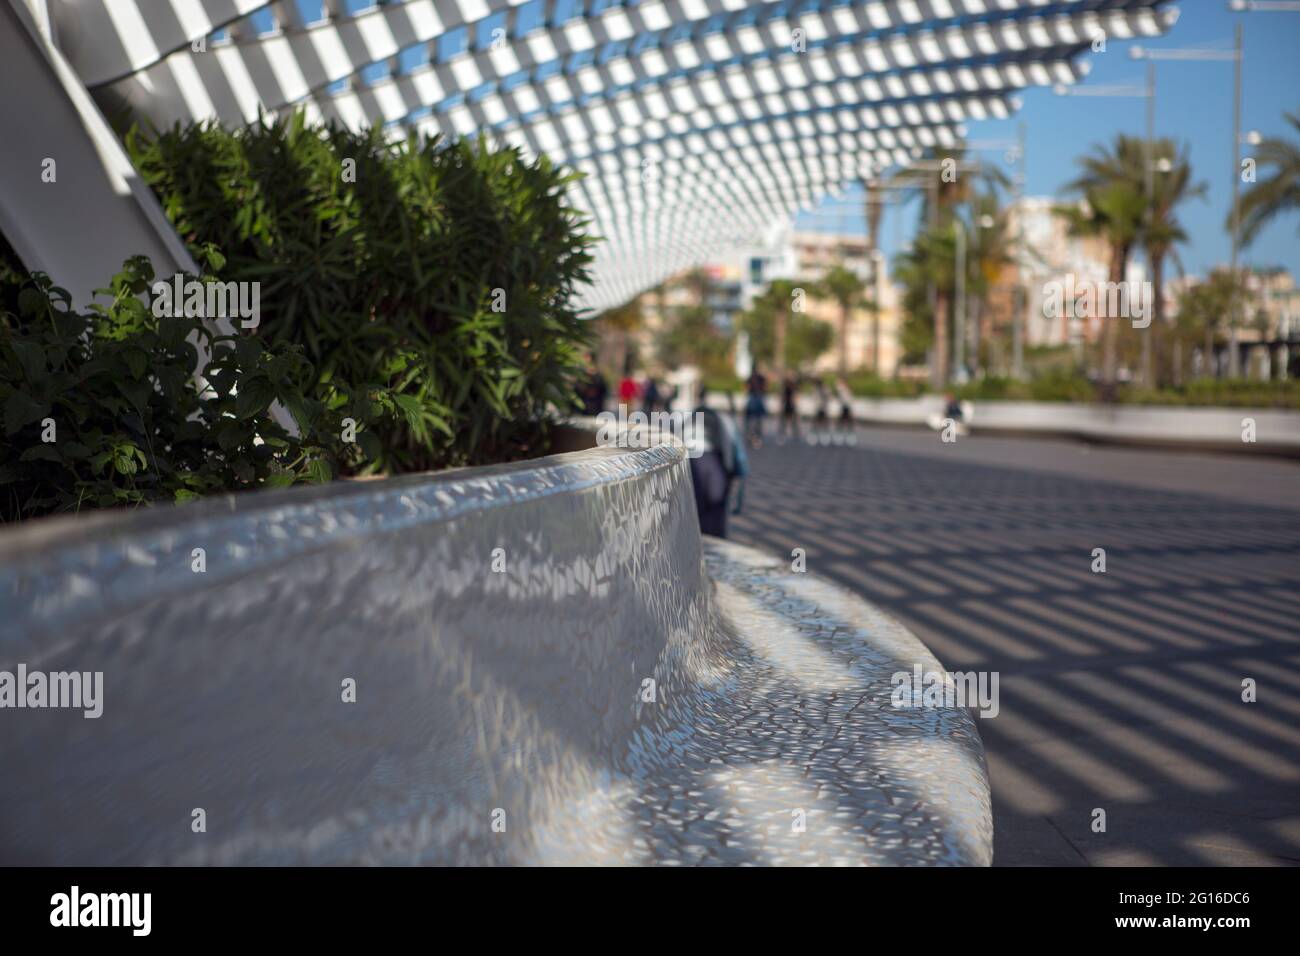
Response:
[0,443,989,865]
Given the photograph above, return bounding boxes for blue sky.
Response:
[797,2,1300,281]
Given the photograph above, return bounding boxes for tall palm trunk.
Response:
[838,303,850,376]
[872,304,881,377]
[1100,247,1126,400]
[1150,252,1166,387]
[774,305,788,379]
[932,290,950,389]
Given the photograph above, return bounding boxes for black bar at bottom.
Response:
[0,865,1285,942]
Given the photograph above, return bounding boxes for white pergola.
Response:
[27,0,1180,312]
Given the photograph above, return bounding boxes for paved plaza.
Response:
[731,425,1300,866]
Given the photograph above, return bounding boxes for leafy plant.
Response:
[0,256,394,522]
[125,113,594,472]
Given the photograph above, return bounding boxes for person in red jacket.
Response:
[617,374,639,406]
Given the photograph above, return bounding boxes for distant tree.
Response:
[887,149,1010,385]
[596,298,643,376]
[964,193,1016,377]
[1145,139,1205,387]
[894,227,959,385]
[819,265,869,376]
[655,303,730,379]
[1173,271,1240,383]
[1058,134,1149,398]
[741,279,832,374]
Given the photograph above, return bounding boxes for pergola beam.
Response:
[39,0,1181,312]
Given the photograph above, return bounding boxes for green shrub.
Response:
[1119,379,1300,408]
[952,372,1096,403]
[0,256,396,522]
[125,113,594,472]
[701,371,743,394]
[951,376,1018,401]
[843,371,926,398]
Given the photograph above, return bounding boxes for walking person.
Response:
[743,368,768,448]
[642,376,662,415]
[686,388,749,538]
[812,379,829,442]
[835,376,855,443]
[617,369,639,409]
[577,354,608,416]
[779,375,800,441]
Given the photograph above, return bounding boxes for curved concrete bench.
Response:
[0,434,991,865]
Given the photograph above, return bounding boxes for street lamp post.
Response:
[1231,25,1243,378]
[953,213,996,383]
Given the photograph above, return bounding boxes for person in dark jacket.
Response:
[779,375,800,440]
[577,356,608,416]
[686,388,748,537]
[836,376,855,435]
[642,376,662,414]
[743,369,768,448]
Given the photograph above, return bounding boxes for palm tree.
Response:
[747,279,796,378]
[741,279,833,376]
[1059,134,1149,398]
[820,264,867,376]
[963,193,1016,378]
[1236,110,1300,247]
[1145,140,1205,387]
[891,148,1011,386]
[905,147,1012,228]
[895,226,960,388]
